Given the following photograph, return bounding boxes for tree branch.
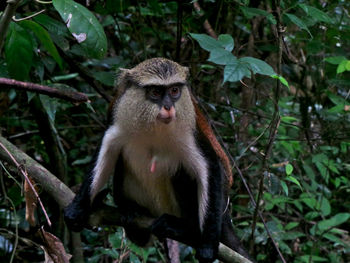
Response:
[0,0,21,53]
[0,78,89,103]
[0,135,74,208]
[193,2,218,39]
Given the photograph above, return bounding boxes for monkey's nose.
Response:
[164,105,171,111]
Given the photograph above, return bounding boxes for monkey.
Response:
[64,58,250,262]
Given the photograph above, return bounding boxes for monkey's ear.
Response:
[117,68,132,83]
[118,68,131,77]
[183,66,190,80]
[116,68,132,93]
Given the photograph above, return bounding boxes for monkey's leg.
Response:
[114,205,153,244]
[220,211,254,261]
[151,214,200,247]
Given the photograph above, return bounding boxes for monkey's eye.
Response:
[169,86,181,99]
[149,86,163,99]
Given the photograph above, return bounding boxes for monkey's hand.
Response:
[64,201,91,232]
[151,214,188,240]
[195,244,218,263]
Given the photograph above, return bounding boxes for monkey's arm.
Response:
[195,130,226,262]
[64,125,122,231]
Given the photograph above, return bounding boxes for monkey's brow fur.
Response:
[142,60,176,79]
[130,58,187,83]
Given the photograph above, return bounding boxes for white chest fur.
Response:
[121,131,183,217]
[90,123,209,229]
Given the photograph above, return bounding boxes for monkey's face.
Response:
[145,84,182,124]
[114,58,196,133]
[115,85,195,132]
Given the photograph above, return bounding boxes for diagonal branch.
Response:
[0,78,89,103]
[0,141,52,226]
[0,136,74,208]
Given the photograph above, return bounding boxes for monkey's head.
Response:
[114,58,196,133]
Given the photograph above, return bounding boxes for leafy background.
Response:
[0,0,350,262]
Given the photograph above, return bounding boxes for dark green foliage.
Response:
[0,0,350,262]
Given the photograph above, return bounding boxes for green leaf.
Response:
[327,92,347,105]
[316,162,328,180]
[240,7,276,24]
[92,71,116,86]
[301,197,317,209]
[281,231,305,240]
[19,20,63,69]
[217,34,234,52]
[327,160,340,174]
[109,231,123,248]
[299,255,328,262]
[5,22,34,81]
[240,57,275,76]
[223,61,251,83]
[280,180,288,196]
[190,33,235,53]
[39,95,58,122]
[323,233,349,247]
[72,156,92,165]
[271,75,290,89]
[189,33,222,52]
[298,4,334,24]
[336,60,350,74]
[324,56,347,65]
[312,153,328,164]
[302,163,316,180]
[53,0,107,59]
[318,197,331,216]
[281,116,299,123]
[208,48,236,65]
[286,175,302,189]
[311,213,350,235]
[100,248,119,259]
[285,164,293,175]
[285,222,299,230]
[327,104,345,113]
[34,14,70,37]
[284,13,312,37]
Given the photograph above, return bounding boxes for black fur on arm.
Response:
[194,128,226,262]
[64,140,103,232]
[64,173,93,232]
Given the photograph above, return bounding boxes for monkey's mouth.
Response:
[157,115,173,124]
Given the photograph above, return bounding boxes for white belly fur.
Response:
[121,133,182,218]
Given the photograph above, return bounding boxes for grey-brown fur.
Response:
[117,58,189,95]
[112,58,195,133]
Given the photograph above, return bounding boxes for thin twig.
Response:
[0,78,89,103]
[0,142,52,227]
[35,0,52,4]
[12,9,46,22]
[249,0,286,262]
[193,1,218,39]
